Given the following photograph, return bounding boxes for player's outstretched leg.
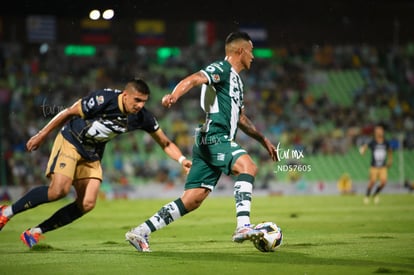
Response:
[0,205,10,230]
[18,202,84,249]
[20,228,44,248]
[231,173,263,242]
[126,198,188,252]
[373,183,385,204]
[0,186,50,231]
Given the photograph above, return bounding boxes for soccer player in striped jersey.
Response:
[126,32,278,252]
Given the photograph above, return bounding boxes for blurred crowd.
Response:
[0,41,413,189]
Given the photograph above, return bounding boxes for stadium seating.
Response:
[2,43,413,191]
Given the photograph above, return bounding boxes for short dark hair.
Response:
[225,31,252,45]
[127,78,150,95]
[375,122,386,131]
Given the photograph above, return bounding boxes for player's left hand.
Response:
[263,137,278,162]
[181,159,192,174]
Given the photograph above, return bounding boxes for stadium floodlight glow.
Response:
[89,9,101,20]
[39,43,49,54]
[102,9,114,20]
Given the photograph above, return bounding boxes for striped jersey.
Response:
[199,60,244,141]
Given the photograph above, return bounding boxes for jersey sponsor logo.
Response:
[96,95,104,105]
[85,120,126,142]
[373,146,387,166]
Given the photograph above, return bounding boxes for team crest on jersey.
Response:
[212,74,220,83]
[96,95,104,105]
[59,163,66,169]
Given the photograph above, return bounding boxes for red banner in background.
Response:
[81,19,111,45]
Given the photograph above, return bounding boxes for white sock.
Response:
[148,201,182,230]
[133,223,151,236]
[30,227,43,234]
[234,174,254,228]
[136,198,187,234]
[3,206,13,218]
[237,216,251,228]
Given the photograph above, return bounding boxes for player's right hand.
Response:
[26,132,43,152]
[181,159,192,174]
[161,94,177,108]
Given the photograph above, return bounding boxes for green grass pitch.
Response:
[1,194,414,275]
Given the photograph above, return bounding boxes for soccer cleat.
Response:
[363,197,370,205]
[373,196,380,204]
[0,205,10,231]
[125,230,151,252]
[232,225,264,243]
[20,229,44,248]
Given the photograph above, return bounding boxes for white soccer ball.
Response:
[253,221,283,252]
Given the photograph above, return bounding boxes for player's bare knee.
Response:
[48,175,72,201]
[241,164,258,177]
[80,200,96,213]
[249,164,258,177]
[186,200,203,212]
[47,187,70,201]
[183,196,206,211]
[233,157,258,176]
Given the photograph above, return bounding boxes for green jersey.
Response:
[199,60,244,141]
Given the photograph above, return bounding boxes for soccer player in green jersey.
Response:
[126,31,278,252]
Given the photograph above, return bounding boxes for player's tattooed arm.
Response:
[238,110,278,161]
